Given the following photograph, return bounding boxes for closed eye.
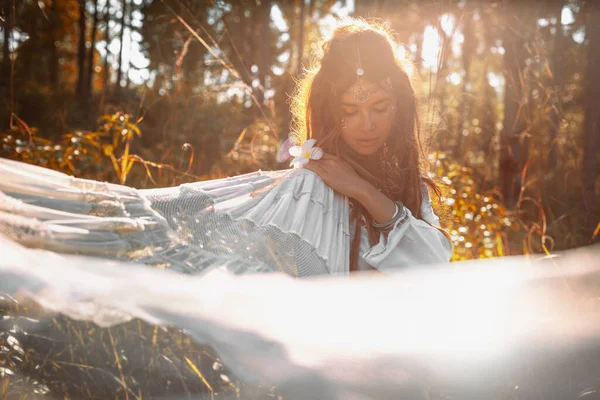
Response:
[372,100,391,112]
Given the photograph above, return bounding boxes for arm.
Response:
[355,180,453,271]
[353,179,398,225]
[302,153,452,269]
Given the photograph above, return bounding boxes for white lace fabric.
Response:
[0,158,350,277]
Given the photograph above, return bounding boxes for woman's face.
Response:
[339,82,395,156]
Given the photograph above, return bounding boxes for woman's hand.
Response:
[302,153,367,199]
[304,153,397,224]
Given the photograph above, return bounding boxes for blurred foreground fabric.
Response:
[2,232,600,398]
[2,157,600,399]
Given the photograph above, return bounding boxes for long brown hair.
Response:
[290,19,444,271]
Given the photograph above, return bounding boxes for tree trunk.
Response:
[582,5,600,216]
[548,0,566,171]
[86,0,99,96]
[49,0,59,88]
[1,0,13,89]
[115,0,127,96]
[499,1,526,208]
[481,74,497,157]
[256,0,271,108]
[434,19,452,78]
[296,0,305,77]
[413,31,423,73]
[76,0,87,100]
[249,3,259,107]
[454,12,474,159]
[1,0,13,129]
[479,1,497,157]
[103,0,111,91]
[21,9,38,82]
[123,0,134,88]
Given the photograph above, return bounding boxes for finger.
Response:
[320,153,338,161]
[341,160,354,169]
[326,158,347,170]
[322,161,337,170]
[315,161,331,172]
[303,163,319,174]
[305,162,325,177]
[313,156,334,166]
[311,159,332,171]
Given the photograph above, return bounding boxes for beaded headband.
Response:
[330,44,393,103]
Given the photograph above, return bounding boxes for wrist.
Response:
[352,179,375,204]
[353,181,397,224]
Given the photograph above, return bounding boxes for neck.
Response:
[340,140,384,177]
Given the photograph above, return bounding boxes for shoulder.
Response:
[284,167,327,188]
[278,167,339,199]
[419,175,434,205]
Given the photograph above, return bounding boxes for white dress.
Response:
[355,183,453,271]
[0,158,451,276]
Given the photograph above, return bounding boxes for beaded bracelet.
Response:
[372,200,406,232]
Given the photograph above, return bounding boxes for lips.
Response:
[358,138,379,144]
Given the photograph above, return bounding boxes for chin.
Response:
[351,142,384,156]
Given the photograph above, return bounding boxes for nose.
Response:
[361,111,374,132]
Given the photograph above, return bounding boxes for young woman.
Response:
[0,19,451,277]
[294,19,453,271]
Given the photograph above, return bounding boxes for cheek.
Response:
[373,113,392,138]
[374,112,393,132]
[342,113,393,138]
[340,116,358,139]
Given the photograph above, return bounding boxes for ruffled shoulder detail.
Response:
[0,158,351,277]
[143,168,351,276]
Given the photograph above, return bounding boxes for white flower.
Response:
[288,139,323,168]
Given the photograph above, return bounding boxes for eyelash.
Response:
[342,106,389,117]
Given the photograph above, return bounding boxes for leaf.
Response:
[132,125,141,137]
[109,153,121,177]
[123,157,135,181]
[184,357,214,395]
[235,127,248,146]
[496,233,505,257]
[102,144,114,157]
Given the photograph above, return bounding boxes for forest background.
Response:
[1,0,600,398]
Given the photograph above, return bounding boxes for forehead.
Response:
[340,81,392,106]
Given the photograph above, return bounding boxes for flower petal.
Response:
[288,146,302,157]
[289,156,301,167]
[277,139,293,163]
[302,138,317,152]
[290,157,310,169]
[310,147,323,160]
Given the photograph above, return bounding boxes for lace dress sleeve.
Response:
[360,182,453,271]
